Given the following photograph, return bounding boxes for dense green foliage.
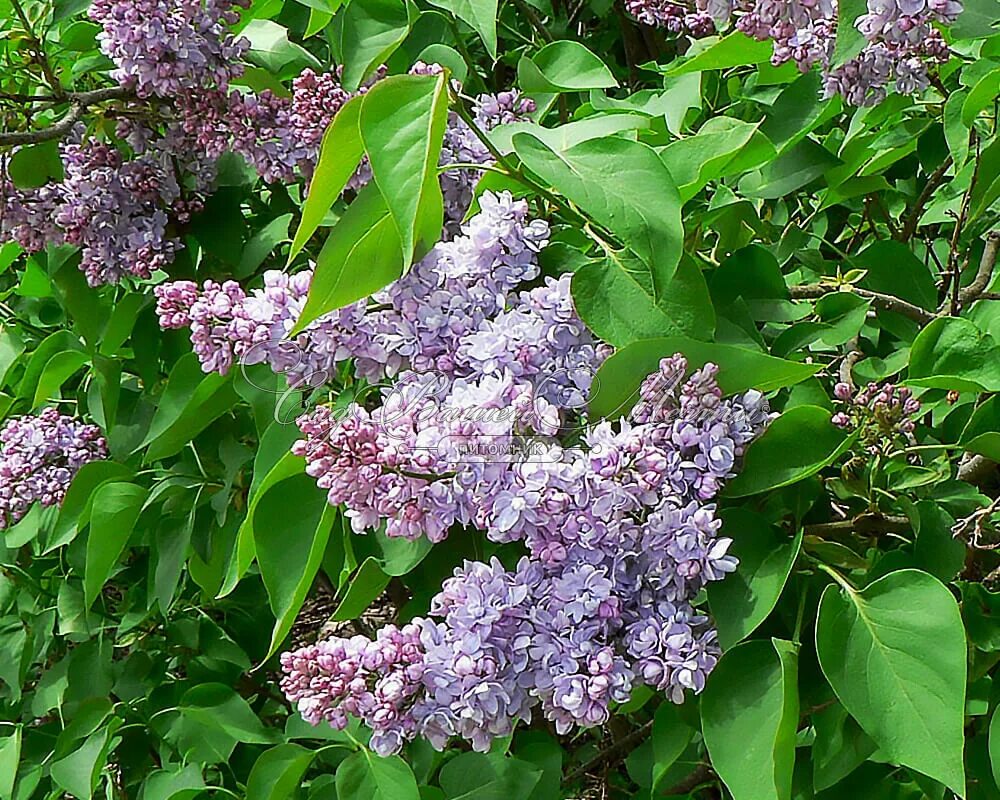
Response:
[1,0,1000,798]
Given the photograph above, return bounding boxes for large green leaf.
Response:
[288,95,365,262]
[359,73,448,265]
[438,752,541,800]
[665,32,773,75]
[336,751,420,800]
[427,0,497,57]
[336,0,411,90]
[572,253,715,347]
[83,482,148,606]
[702,638,799,800]
[707,509,802,649]
[291,182,404,334]
[254,473,338,661]
[958,396,1000,461]
[137,353,240,463]
[47,460,134,553]
[725,406,855,497]
[909,317,1000,392]
[517,40,617,92]
[815,569,966,796]
[179,684,279,744]
[588,337,820,420]
[247,744,317,800]
[660,118,775,201]
[513,133,683,282]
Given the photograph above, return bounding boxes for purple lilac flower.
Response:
[89,0,250,98]
[0,409,107,529]
[282,355,772,753]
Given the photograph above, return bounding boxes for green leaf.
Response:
[588,337,820,420]
[438,752,541,800]
[812,701,878,792]
[831,0,867,67]
[83,482,148,606]
[238,213,293,278]
[254,474,338,661]
[961,66,1000,126]
[702,638,799,800]
[488,114,650,156]
[50,724,116,800]
[707,509,803,649]
[47,460,134,553]
[138,353,240,463]
[337,0,411,90]
[336,751,420,800]
[855,240,937,311]
[179,684,280,744]
[514,133,683,281]
[427,0,497,58]
[517,41,617,92]
[725,406,854,497]
[650,704,695,792]
[0,725,20,800]
[360,73,448,266]
[951,0,1000,38]
[665,31,773,75]
[292,182,404,334]
[288,95,365,262]
[8,140,64,189]
[221,449,307,598]
[660,118,775,201]
[572,252,715,347]
[909,317,1000,392]
[242,19,321,75]
[247,744,317,800]
[31,349,88,409]
[741,138,841,199]
[333,557,391,621]
[991,706,1000,789]
[815,569,966,796]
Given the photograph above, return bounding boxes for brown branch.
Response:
[0,86,131,146]
[804,513,912,538]
[663,764,714,795]
[562,720,654,785]
[897,157,952,243]
[958,231,1000,307]
[945,133,980,314]
[789,284,938,325]
[959,453,996,486]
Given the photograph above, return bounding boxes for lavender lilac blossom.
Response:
[628,0,962,105]
[280,355,772,754]
[0,409,107,529]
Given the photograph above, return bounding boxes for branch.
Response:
[804,513,912,538]
[789,284,938,325]
[958,231,1000,307]
[0,87,131,146]
[897,157,952,243]
[959,453,996,486]
[663,764,713,796]
[562,720,654,785]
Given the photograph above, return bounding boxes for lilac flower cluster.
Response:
[156,191,572,392]
[2,138,197,286]
[629,0,962,105]
[624,0,716,37]
[0,409,107,529]
[281,355,772,754]
[832,380,921,452]
[88,0,250,97]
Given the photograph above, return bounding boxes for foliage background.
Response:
[1,0,1000,798]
